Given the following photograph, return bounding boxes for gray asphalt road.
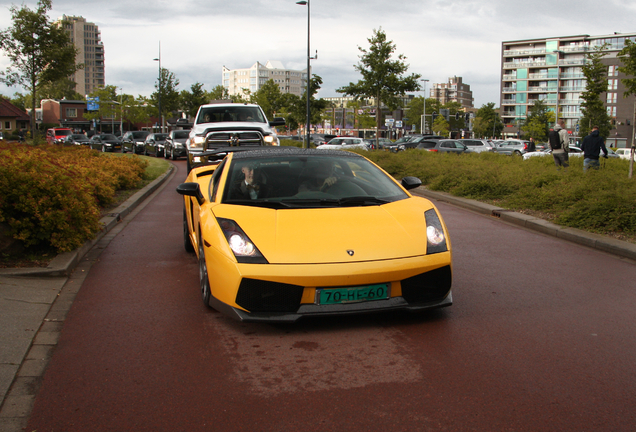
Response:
[24,160,636,431]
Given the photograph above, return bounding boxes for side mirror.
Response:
[176,182,205,205]
[401,176,422,190]
[270,117,286,127]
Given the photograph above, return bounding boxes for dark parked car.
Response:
[415,139,472,154]
[63,134,90,147]
[89,134,122,152]
[121,131,150,154]
[386,135,444,152]
[164,129,190,160]
[143,133,168,157]
[457,139,496,153]
[309,133,338,147]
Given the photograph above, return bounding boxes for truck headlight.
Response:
[190,136,205,149]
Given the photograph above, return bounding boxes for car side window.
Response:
[210,159,227,202]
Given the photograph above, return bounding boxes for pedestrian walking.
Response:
[528,137,536,152]
[549,121,569,170]
[580,125,608,172]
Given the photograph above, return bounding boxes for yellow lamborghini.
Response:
[177,147,452,322]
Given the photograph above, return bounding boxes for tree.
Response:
[579,44,612,138]
[180,82,207,119]
[83,85,120,132]
[38,78,83,101]
[472,103,503,139]
[431,115,449,137]
[521,100,554,142]
[0,0,80,141]
[251,79,284,120]
[150,67,180,124]
[207,84,231,102]
[337,28,421,147]
[617,38,636,177]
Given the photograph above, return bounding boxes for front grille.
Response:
[205,131,264,149]
[236,279,304,313]
[401,266,452,304]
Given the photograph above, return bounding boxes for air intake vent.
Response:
[401,266,452,304]
[236,279,304,313]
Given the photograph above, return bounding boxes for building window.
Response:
[5,121,11,129]
[608,79,618,90]
[66,108,77,118]
[606,93,617,104]
[608,65,618,76]
[607,106,616,117]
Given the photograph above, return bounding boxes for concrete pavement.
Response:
[1,173,634,431]
[0,164,175,431]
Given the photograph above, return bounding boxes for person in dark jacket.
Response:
[580,126,608,172]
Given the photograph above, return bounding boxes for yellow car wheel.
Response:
[198,237,212,308]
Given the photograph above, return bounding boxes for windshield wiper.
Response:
[336,196,391,206]
[225,199,293,209]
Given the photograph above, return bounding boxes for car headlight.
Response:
[190,136,205,149]
[264,135,280,146]
[425,209,447,254]
[217,218,268,264]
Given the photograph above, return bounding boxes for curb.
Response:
[0,164,175,278]
[413,187,636,262]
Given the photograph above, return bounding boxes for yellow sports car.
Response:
[177,147,452,322]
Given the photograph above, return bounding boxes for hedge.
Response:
[0,143,148,253]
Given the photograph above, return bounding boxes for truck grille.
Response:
[205,131,264,149]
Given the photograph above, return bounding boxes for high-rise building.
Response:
[223,61,306,98]
[430,76,474,109]
[56,15,105,96]
[501,33,636,145]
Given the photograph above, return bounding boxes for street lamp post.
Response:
[297,0,311,149]
[420,79,429,134]
[119,87,123,135]
[153,42,162,133]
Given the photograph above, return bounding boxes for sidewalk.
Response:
[1,178,634,431]
[0,165,175,431]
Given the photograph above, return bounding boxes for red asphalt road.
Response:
[28,160,636,431]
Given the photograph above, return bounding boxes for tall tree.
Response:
[521,100,554,141]
[0,0,79,141]
[38,77,83,101]
[617,39,636,177]
[180,82,207,119]
[150,67,180,123]
[472,103,503,139]
[579,44,612,138]
[337,28,421,148]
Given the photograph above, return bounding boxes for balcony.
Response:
[503,60,547,69]
[503,48,547,57]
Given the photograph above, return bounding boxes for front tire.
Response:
[198,237,212,308]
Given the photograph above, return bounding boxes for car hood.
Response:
[212,198,436,264]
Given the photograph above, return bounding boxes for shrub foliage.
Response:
[0,143,148,252]
[363,150,636,237]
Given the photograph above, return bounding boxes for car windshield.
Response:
[131,132,149,139]
[71,134,87,139]
[173,131,190,139]
[102,134,118,140]
[55,130,71,136]
[155,134,168,140]
[197,106,265,124]
[221,153,409,208]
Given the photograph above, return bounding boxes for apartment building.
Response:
[56,15,105,96]
[430,76,474,109]
[223,61,307,98]
[501,33,636,145]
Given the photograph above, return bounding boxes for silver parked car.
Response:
[317,137,369,151]
[457,139,496,153]
[493,139,532,156]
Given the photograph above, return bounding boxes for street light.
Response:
[119,87,123,135]
[296,0,311,149]
[153,42,162,133]
[420,79,429,134]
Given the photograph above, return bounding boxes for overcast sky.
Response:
[1,0,635,108]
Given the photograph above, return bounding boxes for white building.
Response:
[223,61,307,98]
[56,15,105,96]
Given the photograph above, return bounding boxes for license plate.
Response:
[316,283,390,305]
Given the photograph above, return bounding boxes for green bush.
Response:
[0,143,148,253]
[363,149,636,238]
